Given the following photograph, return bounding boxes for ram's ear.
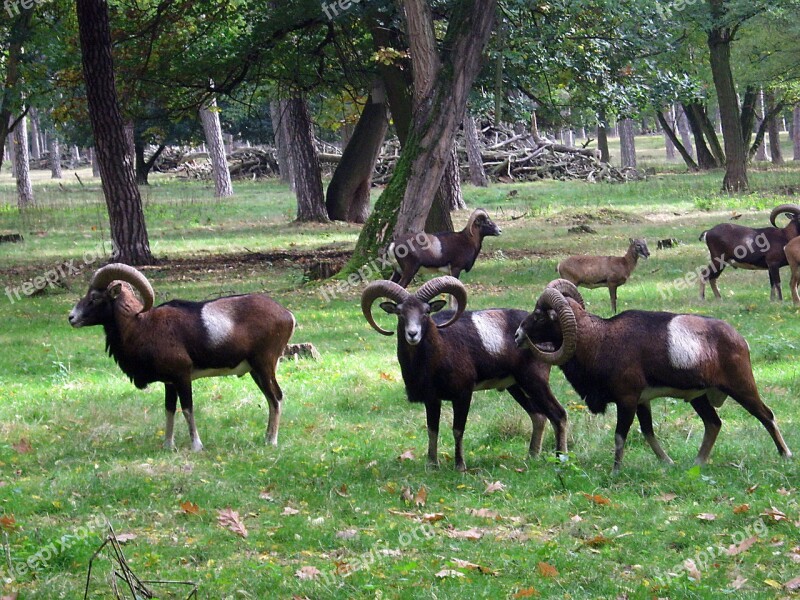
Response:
[108,283,123,299]
[428,299,447,313]
[379,301,400,315]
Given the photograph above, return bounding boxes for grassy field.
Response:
[1,158,799,599]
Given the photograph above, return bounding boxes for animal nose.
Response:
[514,329,525,347]
[406,330,421,345]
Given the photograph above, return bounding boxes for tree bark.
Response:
[755,89,768,161]
[326,88,389,223]
[285,96,327,222]
[597,108,610,163]
[765,90,784,165]
[28,107,41,160]
[464,111,488,186]
[200,97,234,198]
[676,103,694,158]
[435,144,464,213]
[664,106,676,160]
[49,134,62,179]
[270,99,294,189]
[0,9,33,170]
[794,105,800,161]
[89,147,101,176]
[618,118,637,168]
[656,109,698,170]
[683,102,722,169]
[77,0,153,265]
[13,114,34,208]
[707,1,748,192]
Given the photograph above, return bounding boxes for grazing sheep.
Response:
[68,264,295,451]
[556,238,650,312]
[362,276,567,471]
[515,279,792,473]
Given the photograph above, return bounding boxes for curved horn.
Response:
[89,263,154,312]
[465,208,489,232]
[770,204,800,227]
[415,276,467,328]
[526,288,578,366]
[361,280,411,336]
[546,278,585,309]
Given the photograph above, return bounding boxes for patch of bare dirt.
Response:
[544,207,643,226]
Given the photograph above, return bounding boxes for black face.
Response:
[380,297,447,346]
[478,216,502,237]
[632,238,650,259]
[514,307,560,349]
[68,285,118,328]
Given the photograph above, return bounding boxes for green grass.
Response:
[1,161,799,599]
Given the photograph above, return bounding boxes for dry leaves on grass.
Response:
[729,575,747,590]
[295,566,322,580]
[282,506,300,516]
[788,546,800,563]
[398,450,415,462]
[259,489,275,502]
[761,507,788,522]
[336,529,358,540]
[733,503,750,514]
[217,508,248,538]
[745,484,759,494]
[582,493,611,506]
[334,484,349,497]
[536,562,558,578]
[655,493,677,502]
[451,557,498,576]
[435,569,465,578]
[115,533,137,544]
[12,439,31,454]
[484,481,506,495]
[0,515,17,532]
[683,559,701,581]
[696,513,717,521]
[726,536,758,556]
[785,576,800,590]
[445,527,483,540]
[414,486,428,507]
[468,508,500,520]
[512,588,539,598]
[180,501,201,515]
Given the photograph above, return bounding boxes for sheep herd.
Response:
[69,205,799,473]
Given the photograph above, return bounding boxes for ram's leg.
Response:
[636,402,673,464]
[506,385,546,456]
[790,263,800,305]
[424,400,442,468]
[768,264,783,301]
[164,384,178,451]
[726,383,792,458]
[689,395,721,465]
[609,285,618,313]
[452,395,472,472]
[612,401,637,474]
[251,364,283,446]
[176,380,203,452]
[510,378,568,455]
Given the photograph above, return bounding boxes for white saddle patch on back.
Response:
[667,315,708,369]
[470,311,506,357]
[202,303,235,347]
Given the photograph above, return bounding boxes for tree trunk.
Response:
[72,145,81,168]
[676,103,694,158]
[707,3,748,192]
[683,102,722,169]
[765,90,784,165]
[285,96,327,222]
[28,107,41,159]
[90,147,101,176]
[664,106,676,160]
[199,97,234,198]
[618,118,637,168]
[270,100,294,188]
[49,134,62,179]
[13,114,34,208]
[755,89,768,161]
[436,144,464,213]
[597,108,610,163]
[656,109,698,170]
[326,88,389,223]
[348,0,496,270]
[794,105,800,161]
[7,139,16,177]
[0,10,33,171]
[464,111,488,186]
[77,0,152,265]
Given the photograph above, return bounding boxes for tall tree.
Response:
[618,117,637,168]
[464,111,488,186]
[794,105,800,161]
[200,97,234,198]
[285,96,327,222]
[49,132,62,179]
[765,90,784,165]
[76,0,152,265]
[13,114,34,208]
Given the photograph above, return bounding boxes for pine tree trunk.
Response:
[755,89,768,161]
[794,106,800,161]
[618,118,637,168]
[199,98,234,198]
[707,5,748,192]
[13,114,34,208]
[464,112,488,186]
[676,103,694,158]
[28,107,41,159]
[49,135,62,179]
[765,91,784,165]
[326,88,388,223]
[77,0,152,265]
[664,106,676,160]
[270,100,294,189]
[285,97,327,222]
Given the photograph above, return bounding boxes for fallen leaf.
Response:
[180,501,200,515]
[683,559,701,581]
[398,450,415,462]
[469,508,500,520]
[788,546,800,563]
[451,557,498,575]
[513,588,539,598]
[696,513,717,521]
[777,487,792,496]
[336,528,358,540]
[387,509,418,520]
[655,493,677,502]
[733,503,750,514]
[726,536,758,556]
[414,486,427,507]
[537,562,558,577]
[295,566,321,580]
[12,439,31,454]
[729,575,747,590]
[764,579,782,589]
[446,527,483,540]
[259,490,274,501]
[115,533,137,544]
[786,576,800,590]
[0,515,17,531]
[282,506,300,516]
[484,481,506,495]
[761,507,788,522]
[379,372,395,381]
[582,493,611,506]
[745,484,759,494]
[570,514,583,523]
[379,548,402,557]
[217,508,248,538]
[334,484,349,497]
[436,569,464,578]
[1,593,18,600]
[583,534,612,547]
[400,487,414,503]
[422,512,445,523]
